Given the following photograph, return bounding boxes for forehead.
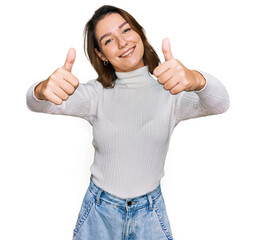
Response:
[95,13,127,36]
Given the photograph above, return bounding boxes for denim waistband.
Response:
[88,174,162,211]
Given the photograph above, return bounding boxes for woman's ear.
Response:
[95,48,107,61]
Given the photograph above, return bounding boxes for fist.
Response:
[35,48,79,105]
[153,38,206,95]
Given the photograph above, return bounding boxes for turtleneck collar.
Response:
[114,65,156,88]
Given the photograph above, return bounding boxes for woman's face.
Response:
[94,13,145,72]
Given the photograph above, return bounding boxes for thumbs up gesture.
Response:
[34,48,79,105]
[153,38,206,95]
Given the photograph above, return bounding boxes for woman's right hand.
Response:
[34,48,79,105]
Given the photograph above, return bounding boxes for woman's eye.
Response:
[123,28,131,33]
[105,39,112,45]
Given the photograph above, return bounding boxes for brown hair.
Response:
[83,5,160,88]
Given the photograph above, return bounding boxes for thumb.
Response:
[162,38,173,61]
[62,48,76,72]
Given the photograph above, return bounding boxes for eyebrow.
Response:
[99,21,128,43]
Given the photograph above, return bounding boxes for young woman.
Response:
[26,5,230,240]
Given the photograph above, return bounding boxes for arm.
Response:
[26,79,101,125]
[174,70,230,123]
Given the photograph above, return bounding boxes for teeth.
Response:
[121,48,134,57]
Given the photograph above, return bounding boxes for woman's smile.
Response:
[119,46,136,58]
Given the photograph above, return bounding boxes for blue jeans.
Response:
[72,175,174,240]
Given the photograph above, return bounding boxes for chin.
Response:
[114,57,144,72]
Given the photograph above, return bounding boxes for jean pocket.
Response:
[153,193,174,240]
[73,189,95,238]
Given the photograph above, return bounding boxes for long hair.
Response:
[84,5,160,88]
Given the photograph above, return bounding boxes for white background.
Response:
[1,0,255,239]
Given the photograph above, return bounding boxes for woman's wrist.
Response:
[191,70,206,91]
[34,82,45,100]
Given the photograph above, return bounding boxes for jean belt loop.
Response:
[96,189,103,205]
[147,193,153,211]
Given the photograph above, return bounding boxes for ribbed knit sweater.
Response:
[26,65,230,199]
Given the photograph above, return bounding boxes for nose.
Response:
[117,36,128,49]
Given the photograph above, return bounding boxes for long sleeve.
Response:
[174,70,230,124]
[26,79,102,125]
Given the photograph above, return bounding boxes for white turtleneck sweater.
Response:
[26,66,230,199]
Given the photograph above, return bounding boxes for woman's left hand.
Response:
[153,38,206,95]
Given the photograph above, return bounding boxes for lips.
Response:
[119,46,136,57]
